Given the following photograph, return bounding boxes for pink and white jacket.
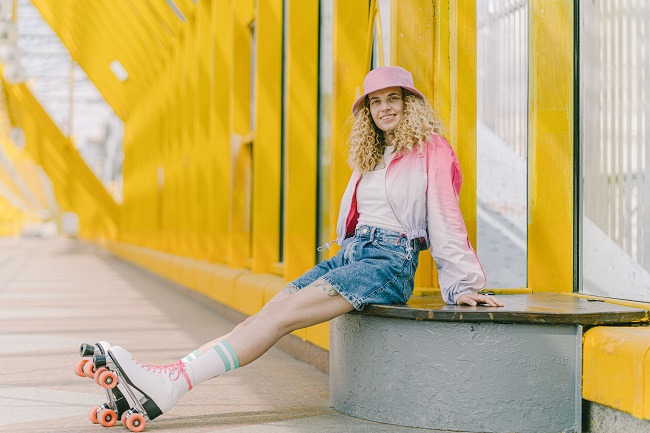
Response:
[335,133,486,304]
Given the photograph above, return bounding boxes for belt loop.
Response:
[369,226,377,241]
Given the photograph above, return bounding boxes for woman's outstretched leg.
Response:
[188,284,300,358]
[216,278,353,366]
[184,279,352,375]
[105,279,353,416]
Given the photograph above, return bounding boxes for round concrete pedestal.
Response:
[329,313,581,433]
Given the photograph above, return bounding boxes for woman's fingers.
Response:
[457,293,504,307]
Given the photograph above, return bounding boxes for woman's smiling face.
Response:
[368,86,404,134]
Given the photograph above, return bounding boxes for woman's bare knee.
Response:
[251,302,296,336]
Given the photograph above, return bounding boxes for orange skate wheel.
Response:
[76,359,89,377]
[98,370,118,389]
[94,367,108,385]
[121,411,129,425]
[98,408,117,427]
[83,360,96,379]
[88,405,100,424]
[125,413,146,432]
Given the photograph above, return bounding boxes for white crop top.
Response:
[356,145,404,233]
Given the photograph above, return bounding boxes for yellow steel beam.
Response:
[393,0,477,292]
[228,0,255,268]
[180,10,198,258]
[282,0,322,347]
[284,0,319,281]
[430,0,478,245]
[123,1,171,50]
[170,32,185,255]
[30,0,187,119]
[0,135,52,212]
[172,0,195,21]
[330,0,368,252]
[393,0,435,289]
[73,1,163,88]
[143,0,186,36]
[210,0,233,264]
[192,0,212,260]
[32,1,130,117]
[528,0,574,292]
[2,78,119,238]
[251,0,283,274]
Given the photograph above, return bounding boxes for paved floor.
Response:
[0,237,462,433]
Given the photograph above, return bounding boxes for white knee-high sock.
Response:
[181,350,201,363]
[183,341,240,387]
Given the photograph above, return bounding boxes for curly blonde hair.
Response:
[348,90,444,173]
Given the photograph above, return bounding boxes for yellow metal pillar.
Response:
[169,35,184,254]
[210,0,233,264]
[393,0,477,292]
[393,0,435,289]
[330,0,368,248]
[159,55,174,253]
[185,9,201,259]
[229,0,255,268]
[251,0,283,274]
[283,0,319,281]
[195,0,213,260]
[284,0,322,346]
[528,0,574,292]
[180,22,194,257]
[430,1,478,247]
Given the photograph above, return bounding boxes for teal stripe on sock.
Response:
[222,340,240,369]
[213,344,232,372]
[192,350,200,358]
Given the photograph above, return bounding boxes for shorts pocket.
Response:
[372,239,409,261]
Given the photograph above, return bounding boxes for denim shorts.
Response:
[288,225,421,311]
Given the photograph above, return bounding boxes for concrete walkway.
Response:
[0,237,461,433]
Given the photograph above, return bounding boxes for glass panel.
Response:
[316,0,333,262]
[476,0,528,288]
[580,0,650,302]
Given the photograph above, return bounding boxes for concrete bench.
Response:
[329,293,648,433]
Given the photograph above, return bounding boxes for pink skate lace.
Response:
[134,359,193,391]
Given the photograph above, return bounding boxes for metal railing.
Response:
[581,0,650,274]
[477,0,528,159]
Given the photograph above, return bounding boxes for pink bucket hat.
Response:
[351,66,426,115]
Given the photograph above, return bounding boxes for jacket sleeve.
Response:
[426,136,486,304]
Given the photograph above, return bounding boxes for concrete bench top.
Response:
[356,293,649,325]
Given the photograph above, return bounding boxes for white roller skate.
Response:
[75,341,131,428]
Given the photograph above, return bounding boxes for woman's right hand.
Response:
[456,293,504,307]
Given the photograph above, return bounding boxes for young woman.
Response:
[83,66,503,430]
